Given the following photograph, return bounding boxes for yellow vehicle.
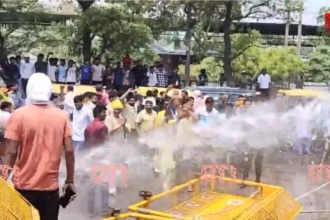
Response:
[277,89,324,97]
[0,178,40,220]
[51,83,96,94]
[277,89,329,109]
[103,176,302,220]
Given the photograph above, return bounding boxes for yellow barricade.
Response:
[101,176,302,220]
[0,178,40,220]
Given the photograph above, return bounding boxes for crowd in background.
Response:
[0,53,200,100]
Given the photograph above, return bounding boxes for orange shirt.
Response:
[5,105,71,191]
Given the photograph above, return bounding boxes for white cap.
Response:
[193,90,202,97]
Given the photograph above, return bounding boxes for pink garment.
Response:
[100,91,109,105]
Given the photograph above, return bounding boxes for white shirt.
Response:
[295,105,313,138]
[147,72,157,86]
[85,101,95,111]
[66,66,77,83]
[64,91,75,114]
[195,107,220,121]
[92,64,105,81]
[257,74,271,89]
[20,62,35,79]
[0,110,11,129]
[47,64,57,82]
[72,106,94,141]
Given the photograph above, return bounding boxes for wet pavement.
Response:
[59,149,330,220]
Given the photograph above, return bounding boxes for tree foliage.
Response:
[233,46,307,81]
[305,46,330,83]
[58,4,153,61]
[0,0,44,59]
[178,57,221,81]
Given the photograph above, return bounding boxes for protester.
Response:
[155,64,168,88]
[257,68,271,99]
[20,55,35,95]
[1,73,75,220]
[66,60,78,85]
[80,60,92,85]
[92,58,105,85]
[135,100,157,135]
[72,95,94,152]
[0,101,12,130]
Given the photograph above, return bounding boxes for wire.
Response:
[295,180,330,201]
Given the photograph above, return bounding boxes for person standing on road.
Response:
[72,95,94,152]
[35,53,49,75]
[57,59,67,84]
[257,69,271,99]
[155,64,168,88]
[47,58,58,83]
[80,60,92,85]
[66,60,78,85]
[1,73,75,220]
[20,55,35,96]
[91,58,105,85]
[112,62,124,91]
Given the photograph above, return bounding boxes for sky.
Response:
[243,0,330,25]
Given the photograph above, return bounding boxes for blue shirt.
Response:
[58,66,67,82]
[113,68,124,85]
[81,65,91,81]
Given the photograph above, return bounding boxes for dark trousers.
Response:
[21,78,29,96]
[80,79,91,85]
[259,88,269,99]
[92,81,102,85]
[16,188,60,220]
[134,78,143,88]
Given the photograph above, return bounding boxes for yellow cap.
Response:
[110,99,123,109]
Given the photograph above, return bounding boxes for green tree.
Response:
[233,46,307,81]
[58,4,153,61]
[178,57,221,81]
[0,0,44,59]
[305,46,330,83]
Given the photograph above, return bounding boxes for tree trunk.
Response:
[223,2,235,87]
[0,36,7,62]
[82,28,92,61]
[79,1,94,62]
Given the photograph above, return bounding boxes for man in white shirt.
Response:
[47,58,57,83]
[66,60,78,85]
[72,95,94,152]
[64,85,75,115]
[91,58,105,85]
[293,99,313,155]
[195,97,220,121]
[20,56,35,97]
[0,101,13,130]
[257,69,271,99]
[147,66,157,87]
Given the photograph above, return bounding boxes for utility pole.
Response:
[284,0,291,47]
[296,2,303,57]
[284,9,290,47]
[184,4,193,86]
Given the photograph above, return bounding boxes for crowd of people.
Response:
[0,69,254,220]
[0,54,324,220]
[0,53,191,101]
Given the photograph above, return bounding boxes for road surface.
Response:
[59,149,330,220]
